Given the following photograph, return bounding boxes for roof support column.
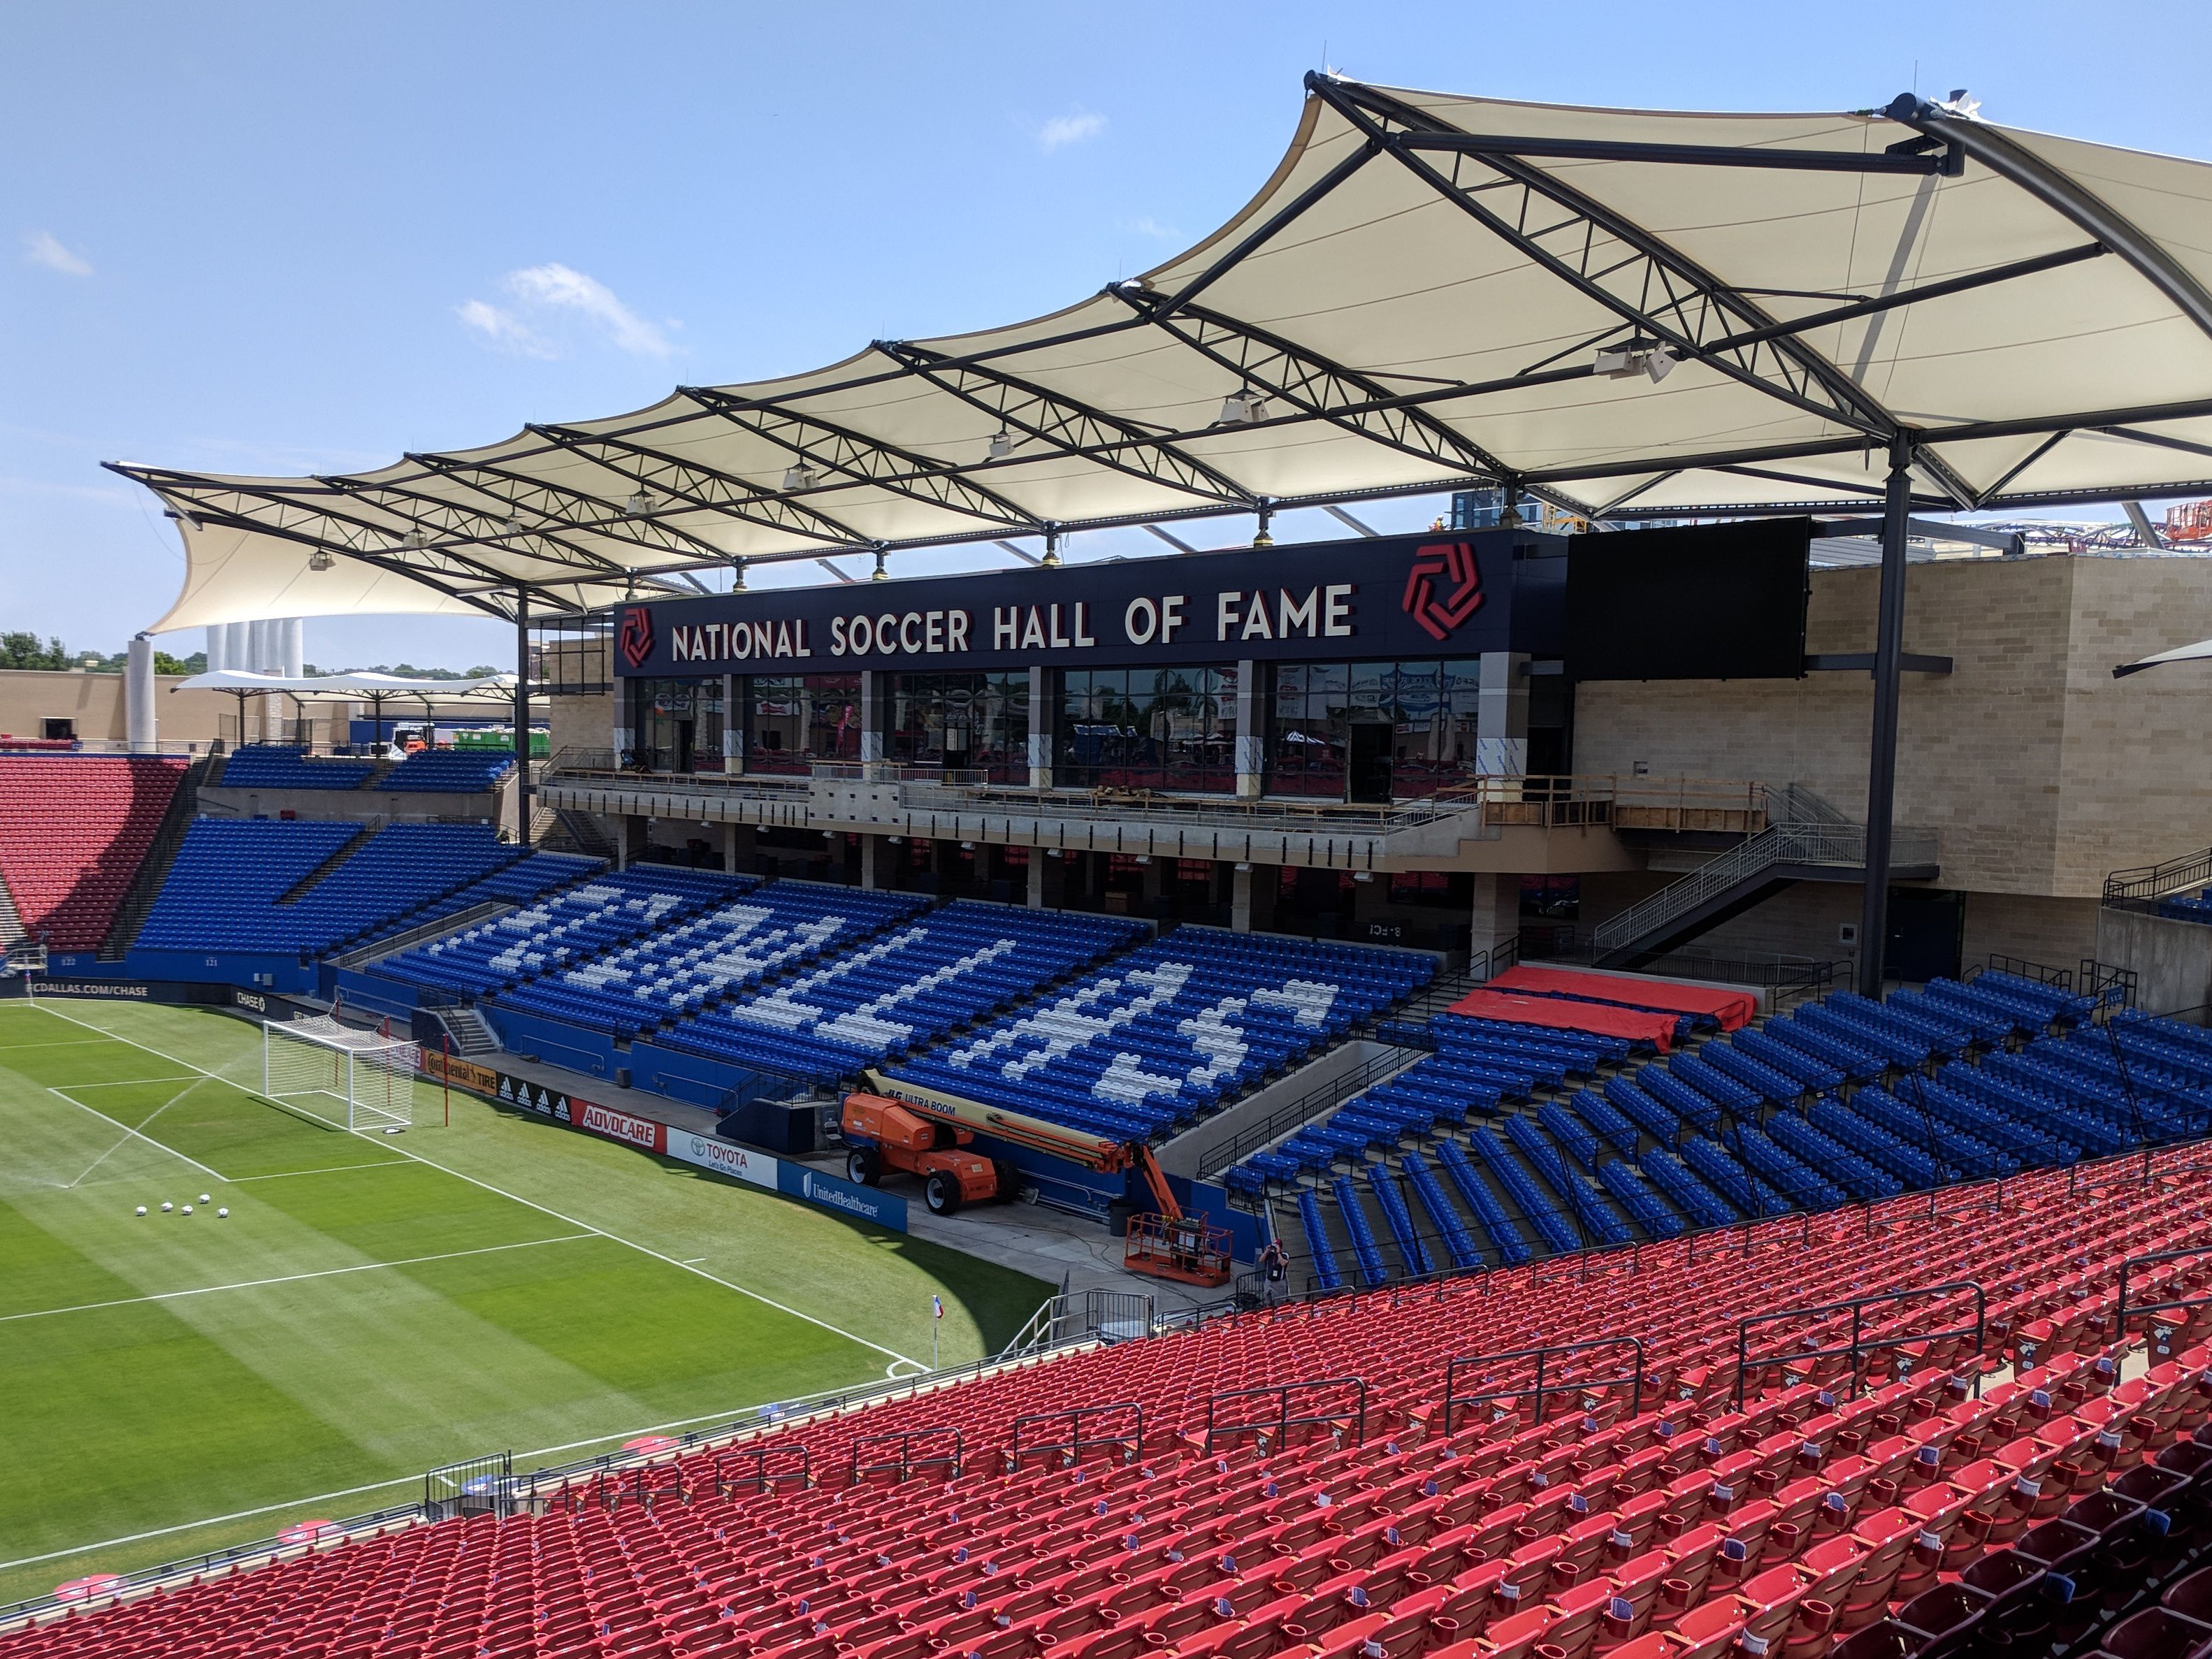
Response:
[514,588,533,852]
[1856,437,1915,999]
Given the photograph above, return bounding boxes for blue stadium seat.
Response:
[381,749,519,793]
[136,820,523,954]
[382,864,748,997]
[888,927,1431,1143]
[217,746,373,790]
[1296,1189,1342,1291]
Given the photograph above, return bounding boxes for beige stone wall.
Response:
[1575,553,2212,901]
[1960,892,2099,973]
[0,670,229,746]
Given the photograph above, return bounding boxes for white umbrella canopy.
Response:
[110,75,2212,630]
[172,669,516,699]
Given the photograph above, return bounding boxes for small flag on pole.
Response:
[932,1295,945,1321]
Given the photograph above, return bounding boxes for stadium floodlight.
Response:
[783,463,820,491]
[623,488,656,516]
[263,1016,421,1133]
[1214,389,1266,426]
[308,548,335,572]
[988,428,1015,460]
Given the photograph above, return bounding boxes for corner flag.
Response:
[932,1295,944,1320]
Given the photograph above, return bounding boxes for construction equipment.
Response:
[853,1069,1231,1285]
[839,1092,1011,1217]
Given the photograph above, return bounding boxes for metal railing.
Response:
[1199,1045,1429,1178]
[1733,1280,1987,1406]
[2104,844,2212,912]
[1594,819,1939,955]
[537,762,1779,845]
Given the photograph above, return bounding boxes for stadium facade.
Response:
[536,526,2212,992]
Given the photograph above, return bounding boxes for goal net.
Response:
[263,1017,422,1132]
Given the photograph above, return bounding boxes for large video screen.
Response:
[1563,518,1812,681]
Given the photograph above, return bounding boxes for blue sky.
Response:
[3,0,2206,669]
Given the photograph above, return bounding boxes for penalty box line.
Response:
[29,1001,926,1372]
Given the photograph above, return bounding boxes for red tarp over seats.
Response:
[1444,987,1679,1051]
[1489,964,1759,1032]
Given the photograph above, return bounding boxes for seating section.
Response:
[216,745,375,790]
[663,903,1148,1083]
[135,818,363,950]
[493,883,932,1038]
[0,754,186,948]
[1243,962,2212,1292]
[351,852,607,950]
[379,865,746,997]
[15,1159,2212,1659]
[381,750,516,793]
[133,821,526,955]
[888,929,1432,1141]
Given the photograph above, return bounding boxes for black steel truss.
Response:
[1108,284,1508,481]
[872,340,1258,508]
[400,452,723,570]
[676,384,1041,531]
[528,423,874,549]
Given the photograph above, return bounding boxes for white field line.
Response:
[225,1161,410,1183]
[0,1235,598,1326]
[0,1369,930,1573]
[27,1002,923,1370]
[44,1087,227,1184]
[66,1078,210,1189]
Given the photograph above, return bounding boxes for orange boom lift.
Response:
[849,1071,1232,1287]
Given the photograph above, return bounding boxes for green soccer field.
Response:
[0,997,1049,1605]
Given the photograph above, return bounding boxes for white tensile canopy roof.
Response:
[113,76,2212,630]
[2115,637,2212,677]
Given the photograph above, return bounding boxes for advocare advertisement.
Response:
[615,528,1565,676]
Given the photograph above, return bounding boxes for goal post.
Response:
[263,1016,423,1132]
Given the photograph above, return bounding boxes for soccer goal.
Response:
[263,1017,422,1132]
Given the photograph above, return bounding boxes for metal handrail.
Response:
[2105,844,2212,906]
[1595,820,1939,952]
[1199,1045,1428,1178]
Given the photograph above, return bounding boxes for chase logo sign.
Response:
[1401,541,1485,642]
[619,606,656,669]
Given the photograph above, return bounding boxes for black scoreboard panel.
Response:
[1564,517,1812,681]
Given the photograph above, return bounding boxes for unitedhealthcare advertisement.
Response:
[665,1129,907,1231]
[778,1163,908,1232]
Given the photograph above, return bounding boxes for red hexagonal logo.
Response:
[1401,541,1485,642]
[618,605,656,669]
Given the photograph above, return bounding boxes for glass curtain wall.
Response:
[885,672,1028,783]
[1268,660,1482,798]
[742,674,862,775]
[630,676,725,774]
[1055,665,1234,791]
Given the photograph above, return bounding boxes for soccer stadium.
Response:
[10,36,2212,1659]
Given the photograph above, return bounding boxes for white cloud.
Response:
[456,263,672,360]
[504,263,671,357]
[1038,110,1106,152]
[1131,217,1179,240]
[456,298,556,358]
[23,230,92,277]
